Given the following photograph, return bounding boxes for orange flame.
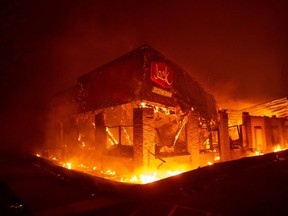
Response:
[273,145,286,152]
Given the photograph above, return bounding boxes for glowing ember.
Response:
[119,175,135,183]
[255,151,263,156]
[140,102,147,108]
[78,134,81,141]
[167,170,185,176]
[273,145,286,152]
[40,154,188,184]
[207,161,213,166]
[139,101,175,115]
[78,164,88,169]
[140,172,158,184]
[101,170,116,175]
[39,137,288,185]
[63,162,72,169]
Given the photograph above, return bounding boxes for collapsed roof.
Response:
[54,45,218,121]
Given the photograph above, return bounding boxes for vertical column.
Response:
[264,117,272,152]
[133,108,143,169]
[219,110,230,162]
[242,112,253,150]
[95,112,107,170]
[187,110,200,169]
[285,120,288,148]
[133,108,155,172]
[279,118,285,148]
[95,112,107,153]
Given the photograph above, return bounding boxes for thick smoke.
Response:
[1,0,287,154]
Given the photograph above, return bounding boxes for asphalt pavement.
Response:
[1,150,288,216]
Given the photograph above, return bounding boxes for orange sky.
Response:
[1,0,287,151]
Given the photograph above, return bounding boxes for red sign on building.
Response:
[150,62,173,89]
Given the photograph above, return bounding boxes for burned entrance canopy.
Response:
[47,45,218,177]
[76,45,217,120]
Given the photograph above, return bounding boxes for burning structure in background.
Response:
[227,97,288,156]
[43,45,288,184]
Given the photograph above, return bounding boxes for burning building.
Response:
[44,45,288,183]
[227,97,288,158]
[45,45,220,182]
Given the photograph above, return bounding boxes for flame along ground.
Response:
[35,153,221,184]
[35,145,286,184]
[273,144,286,153]
[252,145,287,156]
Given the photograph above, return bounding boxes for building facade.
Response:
[44,45,288,179]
